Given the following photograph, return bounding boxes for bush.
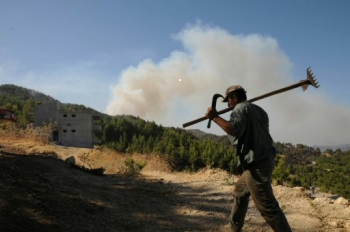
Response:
[120,157,146,176]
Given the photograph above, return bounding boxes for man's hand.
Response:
[206,107,218,120]
[206,107,236,135]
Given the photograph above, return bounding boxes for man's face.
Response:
[228,95,237,107]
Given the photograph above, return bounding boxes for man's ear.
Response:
[232,95,238,102]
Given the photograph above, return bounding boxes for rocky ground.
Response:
[1,138,350,232]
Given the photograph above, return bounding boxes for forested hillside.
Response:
[0,84,101,124]
[1,84,350,198]
[101,115,239,173]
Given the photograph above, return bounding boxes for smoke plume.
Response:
[107,24,350,147]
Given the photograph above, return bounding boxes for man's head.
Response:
[222,85,247,107]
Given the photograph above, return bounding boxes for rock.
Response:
[345,206,350,214]
[328,221,338,227]
[65,156,76,167]
[293,187,305,192]
[313,197,331,204]
[344,221,350,230]
[334,197,349,205]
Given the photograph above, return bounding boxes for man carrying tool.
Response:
[205,85,292,232]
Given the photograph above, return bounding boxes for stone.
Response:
[293,187,305,192]
[334,197,349,205]
[313,197,331,204]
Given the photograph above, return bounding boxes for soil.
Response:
[1,138,350,232]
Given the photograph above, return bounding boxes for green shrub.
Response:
[121,157,146,176]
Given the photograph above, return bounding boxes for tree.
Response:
[272,158,290,185]
[18,98,36,124]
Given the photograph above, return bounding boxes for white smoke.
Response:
[107,24,350,147]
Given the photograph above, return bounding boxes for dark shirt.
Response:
[227,102,275,167]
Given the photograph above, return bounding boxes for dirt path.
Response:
[1,140,350,232]
[141,170,325,232]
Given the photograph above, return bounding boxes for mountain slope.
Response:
[0,84,56,103]
[187,129,231,145]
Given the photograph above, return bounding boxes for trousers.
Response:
[229,158,292,232]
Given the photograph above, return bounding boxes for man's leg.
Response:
[229,171,250,232]
[247,160,292,232]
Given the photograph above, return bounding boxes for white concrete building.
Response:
[34,101,101,148]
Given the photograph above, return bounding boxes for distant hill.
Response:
[188,128,350,152]
[0,84,56,103]
[0,84,102,115]
[313,144,350,152]
[187,129,231,145]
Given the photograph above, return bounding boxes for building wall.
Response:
[34,101,100,148]
[58,112,93,147]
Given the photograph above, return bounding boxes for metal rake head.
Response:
[302,67,320,91]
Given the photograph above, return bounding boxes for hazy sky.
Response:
[1,1,349,147]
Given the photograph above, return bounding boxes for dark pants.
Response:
[229,158,292,232]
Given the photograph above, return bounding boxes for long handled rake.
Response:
[182,67,320,128]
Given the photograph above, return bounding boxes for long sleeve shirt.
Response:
[227,102,276,167]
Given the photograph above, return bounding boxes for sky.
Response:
[1,0,349,147]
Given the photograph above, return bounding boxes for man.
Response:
[205,85,292,232]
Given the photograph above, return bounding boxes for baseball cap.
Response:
[222,85,246,102]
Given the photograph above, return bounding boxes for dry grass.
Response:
[78,148,172,175]
[0,120,172,176]
[0,120,53,145]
